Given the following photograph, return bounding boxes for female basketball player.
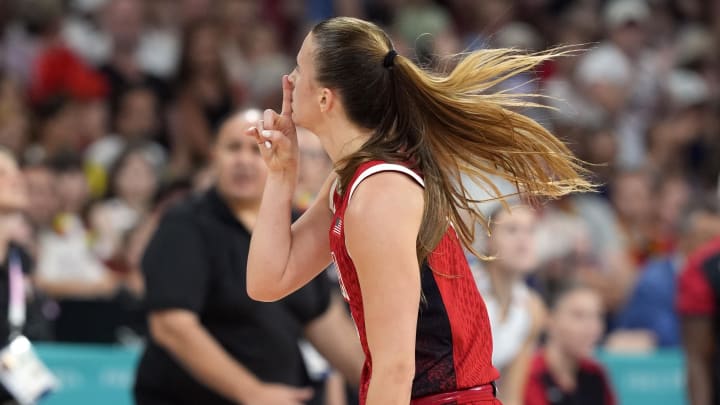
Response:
[245,17,591,405]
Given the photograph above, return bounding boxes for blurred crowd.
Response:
[0,0,719,404]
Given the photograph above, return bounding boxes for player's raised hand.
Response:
[245,75,298,173]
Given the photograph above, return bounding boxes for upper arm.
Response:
[142,213,209,313]
[344,172,424,369]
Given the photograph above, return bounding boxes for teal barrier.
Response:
[35,344,140,405]
[598,350,687,405]
[31,344,688,405]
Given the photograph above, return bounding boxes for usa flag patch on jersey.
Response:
[332,217,342,235]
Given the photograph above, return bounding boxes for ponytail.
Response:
[313,18,593,263]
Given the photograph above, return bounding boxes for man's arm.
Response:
[150,309,314,405]
[681,316,714,405]
[304,293,364,386]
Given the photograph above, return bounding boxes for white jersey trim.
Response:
[329,178,339,213]
[348,163,425,202]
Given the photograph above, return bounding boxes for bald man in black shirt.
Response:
[134,110,362,405]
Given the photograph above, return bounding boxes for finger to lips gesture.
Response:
[245,75,298,173]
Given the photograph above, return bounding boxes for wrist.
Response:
[267,169,298,189]
[235,378,264,404]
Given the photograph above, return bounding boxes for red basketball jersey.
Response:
[328,161,499,404]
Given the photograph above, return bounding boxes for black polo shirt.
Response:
[134,188,331,405]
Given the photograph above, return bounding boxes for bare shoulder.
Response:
[343,171,425,260]
[345,171,424,224]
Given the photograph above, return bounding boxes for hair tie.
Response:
[383,50,397,69]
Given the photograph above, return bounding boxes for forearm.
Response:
[247,170,297,298]
[681,318,715,405]
[499,355,532,405]
[34,276,115,299]
[687,356,713,405]
[158,321,262,404]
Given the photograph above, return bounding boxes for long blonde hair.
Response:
[311,17,593,263]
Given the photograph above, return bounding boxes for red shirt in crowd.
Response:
[524,351,616,405]
[677,236,720,317]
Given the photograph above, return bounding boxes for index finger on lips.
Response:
[280,75,293,117]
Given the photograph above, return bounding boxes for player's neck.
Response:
[315,119,372,164]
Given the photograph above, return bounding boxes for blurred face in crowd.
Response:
[297,127,332,197]
[611,171,651,224]
[114,151,158,207]
[102,0,143,49]
[219,0,259,32]
[23,165,59,226]
[40,103,81,153]
[585,129,617,165]
[549,288,605,360]
[0,77,29,154]
[77,100,109,143]
[56,169,90,214]
[247,25,283,60]
[488,205,538,275]
[116,88,158,140]
[610,20,647,57]
[587,81,629,114]
[288,34,324,133]
[213,111,267,204]
[181,0,213,23]
[188,23,222,75]
[0,113,29,156]
[0,151,28,214]
[656,177,690,232]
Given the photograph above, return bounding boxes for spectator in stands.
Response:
[0,146,38,402]
[24,96,81,164]
[525,283,617,405]
[243,24,294,110]
[612,199,720,349]
[609,169,655,267]
[90,143,160,261]
[650,175,692,256]
[85,83,167,197]
[33,153,117,299]
[0,74,30,157]
[473,202,546,405]
[533,193,635,313]
[96,0,170,107]
[21,161,59,256]
[134,110,362,405]
[168,19,235,177]
[678,221,720,405]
